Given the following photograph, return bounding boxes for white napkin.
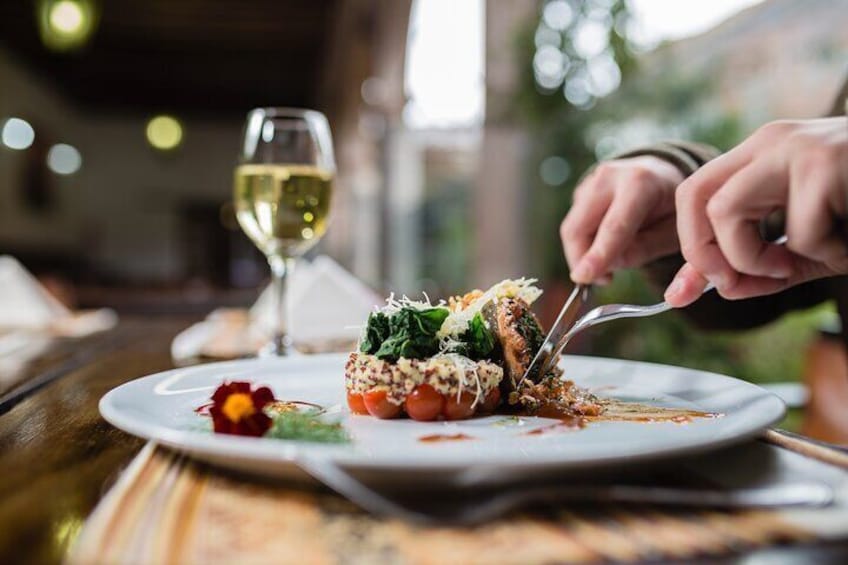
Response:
[0,255,118,392]
[0,255,71,329]
[250,256,380,343]
[0,255,118,337]
[171,256,381,361]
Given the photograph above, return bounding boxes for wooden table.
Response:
[2,318,847,564]
[0,318,189,564]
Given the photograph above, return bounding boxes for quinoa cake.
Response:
[345,279,551,421]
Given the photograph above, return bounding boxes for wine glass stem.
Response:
[268,254,296,355]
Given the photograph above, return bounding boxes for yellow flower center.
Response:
[221,393,255,422]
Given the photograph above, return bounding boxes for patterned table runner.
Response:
[69,435,848,564]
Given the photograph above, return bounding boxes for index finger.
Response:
[560,186,613,272]
[708,160,794,278]
[675,148,752,292]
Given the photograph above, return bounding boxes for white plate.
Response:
[100,354,785,485]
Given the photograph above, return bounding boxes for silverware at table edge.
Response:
[297,457,833,526]
[764,429,848,470]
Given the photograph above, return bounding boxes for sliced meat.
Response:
[494,298,544,389]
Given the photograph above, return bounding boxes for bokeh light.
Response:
[564,76,592,107]
[49,0,84,33]
[533,45,569,90]
[542,0,574,31]
[46,143,82,175]
[1,117,35,150]
[145,115,183,151]
[38,0,97,51]
[586,52,622,97]
[532,1,626,108]
[534,24,561,49]
[539,156,571,186]
[574,20,610,58]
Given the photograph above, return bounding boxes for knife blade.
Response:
[516,283,590,389]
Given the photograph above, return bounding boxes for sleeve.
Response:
[612,140,721,178]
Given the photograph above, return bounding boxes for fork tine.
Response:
[560,281,720,353]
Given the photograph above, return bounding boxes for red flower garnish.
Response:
[208,381,276,437]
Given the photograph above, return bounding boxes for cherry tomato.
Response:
[347,392,368,415]
[479,387,501,414]
[405,384,444,421]
[443,391,476,421]
[363,389,402,419]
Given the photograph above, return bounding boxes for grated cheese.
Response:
[437,278,543,339]
[378,292,448,315]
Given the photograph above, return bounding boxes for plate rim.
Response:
[99,353,786,472]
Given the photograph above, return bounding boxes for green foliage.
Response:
[362,307,450,362]
[266,410,349,443]
[421,179,472,295]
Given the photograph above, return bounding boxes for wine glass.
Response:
[234,108,336,355]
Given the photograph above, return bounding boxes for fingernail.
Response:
[665,278,683,300]
[769,266,793,278]
[571,261,593,282]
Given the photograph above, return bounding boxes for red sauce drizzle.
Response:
[522,417,585,436]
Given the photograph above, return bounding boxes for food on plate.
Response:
[209,381,275,436]
[494,296,546,387]
[202,381,348,443]
[345,353,503,421]
[345,278,605,421]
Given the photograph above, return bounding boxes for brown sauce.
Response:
[266,400,325,414]
[533,403,592,425]
[586,400,720,424]
[508,396,718,436]
[418,433,475,443]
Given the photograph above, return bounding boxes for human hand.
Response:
[666,118,848,307]
[561,156,685,284]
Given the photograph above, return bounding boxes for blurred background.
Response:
[2,0,847,430]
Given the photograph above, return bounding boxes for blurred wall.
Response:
[473,0,537,287]
[0,50,240,282]
[0,50,78,253]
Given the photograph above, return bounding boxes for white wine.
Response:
[234,164,333,256]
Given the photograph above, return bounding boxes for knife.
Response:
[516,283,590,389]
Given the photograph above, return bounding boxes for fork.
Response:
[542,280,716,367]
[564,281,717,345]
[298,456,832,526]
[559,234,789,357]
